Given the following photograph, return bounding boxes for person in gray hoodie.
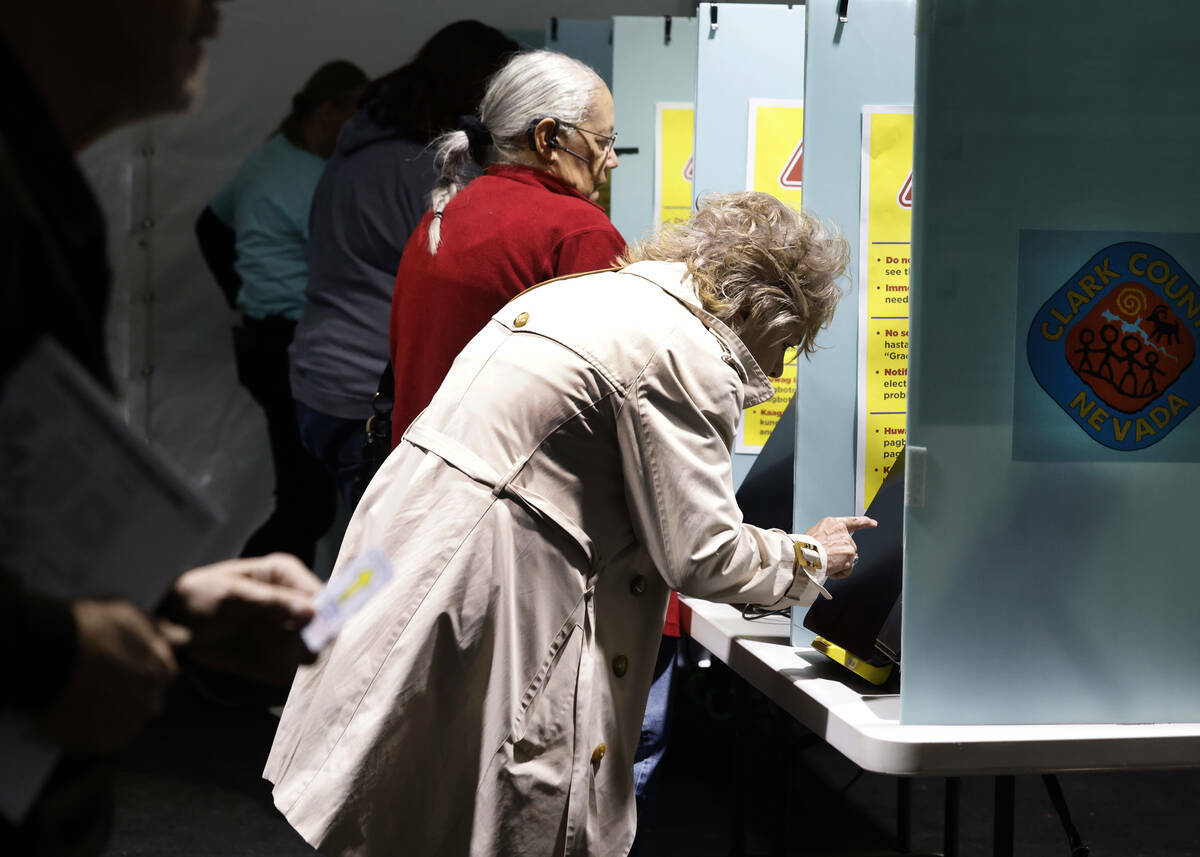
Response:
[288,21,517,509]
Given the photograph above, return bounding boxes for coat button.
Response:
[612,655,629,677]
[629,574,647,595]
[591,743,607,763]
[514,312,529,327]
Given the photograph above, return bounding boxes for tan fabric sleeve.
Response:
[616,329,827,609]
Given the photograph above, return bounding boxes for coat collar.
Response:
[484,163,608,214]
[619,261,777,408]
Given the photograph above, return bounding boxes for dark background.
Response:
[100,658,1200,857]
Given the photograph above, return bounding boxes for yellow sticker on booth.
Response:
[746,99,805,212]
[856,108,914,513]
[654,103,694,227]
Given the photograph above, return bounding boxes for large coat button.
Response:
[591,743,607,763]
[612,655,629,677]
[629,574,647,595]
[514,312,529,327]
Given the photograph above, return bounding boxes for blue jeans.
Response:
[629,636,680,857]
[294,400,365,512]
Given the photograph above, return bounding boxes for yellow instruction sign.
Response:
[654,103,694,227]
[746,99,805,211]
[856,107,913,512]
[737,99,804,452]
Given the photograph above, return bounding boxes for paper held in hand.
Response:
[0,338,223,609]
[301,547,394,652]
[0,338,223,823]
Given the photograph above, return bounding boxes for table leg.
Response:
[896,778,912,853]
[943,776,960,857]
[773,709,789,857]
[731,677,746,857]
[993,775,1015,857]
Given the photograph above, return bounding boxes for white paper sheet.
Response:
[0,338,223,822]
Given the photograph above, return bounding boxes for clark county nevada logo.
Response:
[1027,242,1200,451]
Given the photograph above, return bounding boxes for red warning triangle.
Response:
[682,154,694,182]
[897,170,913,209]
[778,139,803,189]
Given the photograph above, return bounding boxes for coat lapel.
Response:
[619,262,778,408]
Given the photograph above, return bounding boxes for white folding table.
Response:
[679,597,1200,855]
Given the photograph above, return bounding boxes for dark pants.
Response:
[233,318,336,567]
[294,400,365,512]
[629,636,681,857]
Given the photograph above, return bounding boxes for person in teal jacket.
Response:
[196,60,367,566]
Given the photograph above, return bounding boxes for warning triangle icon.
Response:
[897,170,913,209]
[682,154,694,182]
[778,140,803,189]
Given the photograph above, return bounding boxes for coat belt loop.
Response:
[493,456,527,498]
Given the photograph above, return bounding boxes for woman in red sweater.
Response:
[387,49,624,440]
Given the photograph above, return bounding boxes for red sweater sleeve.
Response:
[663,592,681,637]
[552,225,626,276]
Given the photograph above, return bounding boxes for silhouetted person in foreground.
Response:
[0,2,323,852]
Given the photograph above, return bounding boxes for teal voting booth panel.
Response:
[504,29,546,51]
[790,0,916,646]
[902,1,1200,725]
[693,2,806,490]
[610,15,698,245]
[693,3,805,199]
[545,18,614,87]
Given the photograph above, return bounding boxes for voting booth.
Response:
[544,17,613,86]
[694,3,807,487]
[786,0,915,658]
[610,14,698,245]
[902,0,1200,725]
[590,5,807,488]
[608,0,1200,728]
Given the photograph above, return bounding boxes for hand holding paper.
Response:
[163,554,321,684]
[41,600,177,754]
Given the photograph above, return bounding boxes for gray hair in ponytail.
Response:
[426,50,604,253]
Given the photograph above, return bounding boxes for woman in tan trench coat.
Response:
[265,192,875,857]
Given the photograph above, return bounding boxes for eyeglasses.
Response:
[559,121,618,160]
